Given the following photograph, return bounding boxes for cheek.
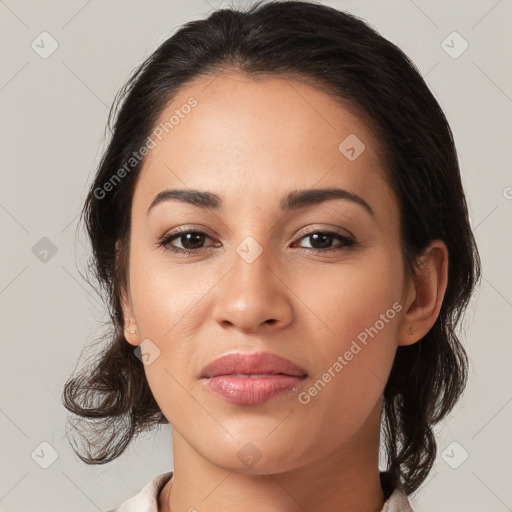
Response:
[127,256,216,416]
[294,252,403,426]
[304,247,403,345]
[129,247,209,339]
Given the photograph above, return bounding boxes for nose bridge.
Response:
[211,233,293,331]
[233,233,275,293]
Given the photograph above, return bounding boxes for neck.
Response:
[160,402,386,512]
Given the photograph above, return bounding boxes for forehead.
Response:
[133,72,397,223]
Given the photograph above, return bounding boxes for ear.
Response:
[116,239,140,347]
[120,285,140,347]
[397,240,449,346]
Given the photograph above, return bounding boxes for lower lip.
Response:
[204,375,306,405]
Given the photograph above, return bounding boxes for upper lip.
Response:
[200,351,308,378]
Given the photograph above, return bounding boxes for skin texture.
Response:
[120,72,448,512]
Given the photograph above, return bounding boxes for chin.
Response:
[202,436,308,476]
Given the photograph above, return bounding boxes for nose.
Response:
[211,243,293,334]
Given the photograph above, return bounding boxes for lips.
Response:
[200,352,308,405]
[200,351,308,379]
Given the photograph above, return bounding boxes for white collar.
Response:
[110,471,413,511]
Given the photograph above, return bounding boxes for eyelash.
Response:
[157,229,357,256]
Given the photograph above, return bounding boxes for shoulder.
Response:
[381,487,414,512]
[106,471,173,512]
[379,471,414,512]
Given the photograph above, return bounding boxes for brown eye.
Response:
[158,229,356,257]
[294,231,356,252]
[158,230,215,255]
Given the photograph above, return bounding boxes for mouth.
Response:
[200,351,308,405]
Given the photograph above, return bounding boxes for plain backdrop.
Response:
[1,1,511,511]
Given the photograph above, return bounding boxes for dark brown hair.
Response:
[62,0,481,495]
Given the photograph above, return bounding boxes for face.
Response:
[121,72,411,474]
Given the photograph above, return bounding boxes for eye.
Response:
[293,231,356,252]
[157,230,217,256]
[158,228,356,257]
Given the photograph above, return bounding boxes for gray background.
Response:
[1,0,511,511]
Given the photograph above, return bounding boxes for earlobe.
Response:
[124,326,140,347]
[398,240,449,346]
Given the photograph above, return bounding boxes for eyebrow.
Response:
[147,187,375,217]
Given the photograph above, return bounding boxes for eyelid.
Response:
[161,224,216,240]
[295,224,355,240]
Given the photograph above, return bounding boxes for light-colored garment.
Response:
[108,470,413,512]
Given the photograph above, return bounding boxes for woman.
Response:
[62,1,481,511]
